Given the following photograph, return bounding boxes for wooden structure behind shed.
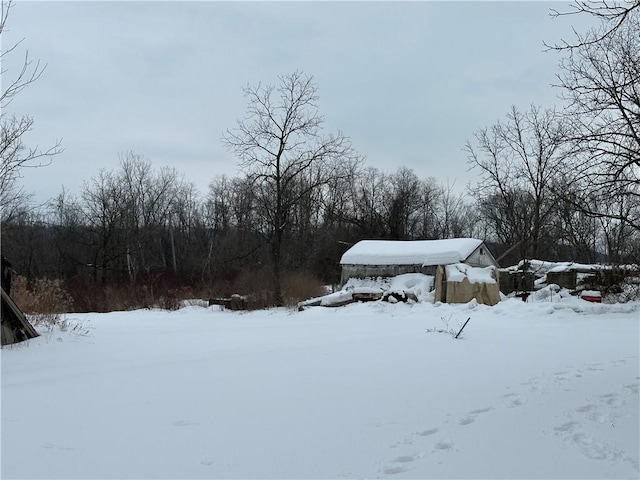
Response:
[546,271,577,289]
[498,270,535,295]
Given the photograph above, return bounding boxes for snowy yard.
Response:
[2,296,639,479]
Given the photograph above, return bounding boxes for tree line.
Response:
[1,1,638,308]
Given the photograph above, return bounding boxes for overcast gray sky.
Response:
[4,1,597,204]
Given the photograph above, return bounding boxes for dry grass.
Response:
[281,271,326,307]
[10,268,326,316]
[11,276,73,314]
[232,267,277,309]
[204,268,326,309]
[11,276,74,328]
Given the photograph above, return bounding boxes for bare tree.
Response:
[384,167,421,240]
[466,105,570,259]
[554,5,640,234]
[350,166,388,238]
[434,181,472,239]
[320,157,361,230]
[119,152,185,277]
[0,0,61,216]
[223,71,358,305]
[80,169,128,284]
[550,177,600,262]
[415,177,441,240]
[547,0,640,51]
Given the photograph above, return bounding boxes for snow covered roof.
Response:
[445,263,497,284]
[340,238,484,266]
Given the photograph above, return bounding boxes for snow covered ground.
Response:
[2,295,639,479]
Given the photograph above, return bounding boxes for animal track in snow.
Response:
[553,420,625,462]
[548,379,639,471]
[392,454,422,463]
[173,420,199,427]
[459,406,494,426]
[380,454,422,476]
[433,439,455,451]
[379,362,638,477]
[459,415,475,426]
[381,465,410,475]
[503,394,527,408]
[599,393,622,407]
[469,406,494,415]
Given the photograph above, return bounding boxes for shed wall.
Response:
[340,264,435,286]
[465,245,499,268]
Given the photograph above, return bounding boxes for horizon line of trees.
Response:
[1,147,637,287]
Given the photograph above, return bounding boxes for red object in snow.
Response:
[581,291,602,303]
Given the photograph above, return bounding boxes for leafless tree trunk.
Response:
[384,167,421,240]
[80,170,128,284]
[466,105,569,259]
[223,71,359,306]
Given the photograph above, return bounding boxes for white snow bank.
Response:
[319,290,354,306]
[446,263,497,284]
[340,238,482,266]
[529,283,565,302]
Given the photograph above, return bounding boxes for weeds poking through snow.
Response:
[28,313,90,338]
[426,315,470,339]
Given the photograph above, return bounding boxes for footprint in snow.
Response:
[551,394,636,469]
[380,455,422,476]
[174,420,199,427]
[459,415,475,426]
[392,454,422,463]
[575,404,610,423]
[433,439,455,451]
[585,363,605,372]
[599,393,622,407]
[381,465,411,475]
[502,394,527,408]
[459,405,495,425]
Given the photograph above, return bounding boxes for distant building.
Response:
[339,238,501,306]
[339,238,499,285]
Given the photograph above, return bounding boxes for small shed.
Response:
[435,263,501,306]
[340,238,499,286]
